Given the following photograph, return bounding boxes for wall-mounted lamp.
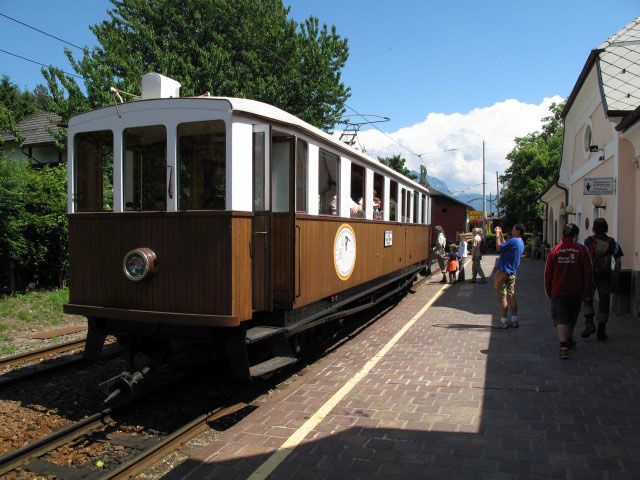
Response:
[560,204,575,218]
[592,195,606,210]
[589,145,605,161]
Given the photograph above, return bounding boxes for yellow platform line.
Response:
[248,276,455,480]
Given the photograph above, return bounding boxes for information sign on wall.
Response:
[384,230,393,247]
[583,177,615,195]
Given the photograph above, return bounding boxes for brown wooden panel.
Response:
[232,217,252,320]
[67,212,252,321]
[272,213,294,307]
[294,217,430,308]
[252,213,271,310]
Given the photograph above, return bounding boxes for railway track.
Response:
[0,274,427,478]
[0,339,87,370]
[0,339,124,388]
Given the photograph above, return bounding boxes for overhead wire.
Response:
[0,12,86,51]
[0,48,83,79]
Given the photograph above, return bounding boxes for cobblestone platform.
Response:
[163,255,640,480]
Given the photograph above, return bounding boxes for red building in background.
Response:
[429,188,472,245]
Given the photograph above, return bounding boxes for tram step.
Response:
[245,326,286,344]
[249,356,297,378]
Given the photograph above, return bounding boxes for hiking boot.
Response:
[566,337,576,349]
[559,346,569,360]
[581,320,596,338]
[597,323,608,341]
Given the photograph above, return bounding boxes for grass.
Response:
[0,288,83,351]
[1,345,17,355]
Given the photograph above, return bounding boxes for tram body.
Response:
[64,74,432,379]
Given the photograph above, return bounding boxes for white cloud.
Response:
[349,96,563,196]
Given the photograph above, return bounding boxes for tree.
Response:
[43,0,351,131]
[377,154,418,180]
[419,165,429,187]
[498,102,564,232]
[0,76,51,145]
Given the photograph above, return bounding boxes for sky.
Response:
[1,0,638,197]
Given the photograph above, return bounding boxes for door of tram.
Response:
[252,125,271,311]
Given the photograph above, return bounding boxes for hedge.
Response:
[0,157,68,294]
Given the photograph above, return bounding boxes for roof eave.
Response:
[561,49,602,119]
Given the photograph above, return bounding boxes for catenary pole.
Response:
[482,141,486,236]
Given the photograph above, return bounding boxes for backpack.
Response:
[587,235,613,276]
[479,237,488,255]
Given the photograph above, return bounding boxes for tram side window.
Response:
[74,131,114,212]
[373,173,384,219]
[350,163,365,218]
[389,180,398,221]
[124,125,167,211]
[413,190,419,223]
[401,189,406,222]
[319,149,339,215]
[296,139,308,213]
[178,120,226,210]
[421,194,426,224]
[253,132,266,211]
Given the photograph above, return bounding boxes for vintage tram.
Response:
[64,73,432,381]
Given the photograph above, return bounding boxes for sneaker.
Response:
[508,321,519,328]
[498,322,509,329]
[479,280,487,284]
[468,279,477,284]
[439,278,447,284]
[559,346,569,360]
[566,337,576,349]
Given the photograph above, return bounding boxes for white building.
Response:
[539,17,640,315]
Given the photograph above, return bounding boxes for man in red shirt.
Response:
[544,223,594,360]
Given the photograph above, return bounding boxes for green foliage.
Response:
[419,165,429,187]
[485,233,496,252]
[43,0,350,132]
[0,75,52,145]
[499,102,564,232]
[0,156,68,293]
[378,154,418,180]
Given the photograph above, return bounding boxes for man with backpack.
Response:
[469,227,487,283]
[581,218,624,341]
[545,223,593,359]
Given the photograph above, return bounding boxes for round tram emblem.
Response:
[334,224,356,280]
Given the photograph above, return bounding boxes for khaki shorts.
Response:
[494,271,516,299]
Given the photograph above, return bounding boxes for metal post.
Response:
[482,142,486,235]
[496,171,499,216]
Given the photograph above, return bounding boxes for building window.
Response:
[178,120,226,210]
[74,130,113,212]
[124,125,167,211]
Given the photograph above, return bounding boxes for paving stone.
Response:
[160,258,640,480]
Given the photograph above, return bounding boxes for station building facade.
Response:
[540,17,640,315]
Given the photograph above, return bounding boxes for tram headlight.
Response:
[123,248,157,281]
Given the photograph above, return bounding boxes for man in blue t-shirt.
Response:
[494,223,525,329]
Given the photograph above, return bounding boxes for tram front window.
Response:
[74,130,114,212]
[124,125,167,211]
[178,120,226,210]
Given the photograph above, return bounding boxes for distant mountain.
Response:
[408,170,450,193]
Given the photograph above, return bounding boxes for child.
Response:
[440,244,459,283]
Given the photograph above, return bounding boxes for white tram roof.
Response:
[69,94,427,193]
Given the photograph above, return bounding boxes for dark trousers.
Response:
[583,275,612,324]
